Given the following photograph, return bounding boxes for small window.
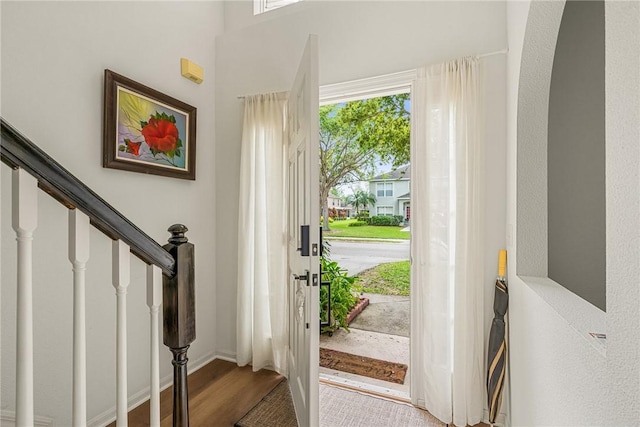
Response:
[377,206,394,216]
[254,0,299,15]
[376,182,393,198]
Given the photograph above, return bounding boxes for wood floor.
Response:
[112,359,283,427]
[114,359,492,427]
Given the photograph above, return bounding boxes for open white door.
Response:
[287,35,320,427]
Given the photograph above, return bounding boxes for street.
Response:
[326,239,410,275]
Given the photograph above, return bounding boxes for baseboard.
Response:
[87,351,217,427]
[1,410,55,426]
[214,350,237,363]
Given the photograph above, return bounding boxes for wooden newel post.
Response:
[163,224,195,427]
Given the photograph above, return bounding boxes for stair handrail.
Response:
[2,117,195,426]
[1,117,175,276]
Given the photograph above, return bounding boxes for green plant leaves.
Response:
[320,255,361,334]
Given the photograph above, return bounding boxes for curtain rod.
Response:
[237,48,508,100]
[237,91,288,100]
[477,48,509,59]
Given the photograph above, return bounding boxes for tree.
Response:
[319,104,376,230]
[319,94,410,230]
[339,93,410,167]
[345,190,377,216]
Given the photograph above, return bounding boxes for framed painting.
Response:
[103,69,197,180]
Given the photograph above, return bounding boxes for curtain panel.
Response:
[236,93,289,375]
[411,57,485,426]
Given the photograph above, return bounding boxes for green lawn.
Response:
[355,260,410,296]
[323,219,410,240]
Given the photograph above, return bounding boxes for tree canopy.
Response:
[338,93,410,167]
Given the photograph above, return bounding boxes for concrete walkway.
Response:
[320,293,411,397]
[350,293,410,337]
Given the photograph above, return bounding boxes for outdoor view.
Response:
[318,92,412,396]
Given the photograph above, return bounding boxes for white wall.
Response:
[507,0,640,425]
[214,1,508,393]
[604,0,640,424]
[1,2,222,425]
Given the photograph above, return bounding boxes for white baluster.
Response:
[146,264,162,427]
[12,168,38,427]
[69,209,89,427]
[112,240,130,426]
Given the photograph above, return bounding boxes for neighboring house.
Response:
[326,194,352,218]
[368,165,410,220]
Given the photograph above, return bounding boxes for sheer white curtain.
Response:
[411,57,485,426]
[237,93,289,375]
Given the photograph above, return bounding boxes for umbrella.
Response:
[487,249,508,424]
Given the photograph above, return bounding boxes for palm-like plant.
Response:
[345,190,377,215]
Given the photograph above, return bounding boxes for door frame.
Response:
[318,70,416,400]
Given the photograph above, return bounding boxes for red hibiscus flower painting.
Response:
[141,117,179,154]
[108,70,195,179]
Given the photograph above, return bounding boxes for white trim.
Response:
[320,70,415,105]
[0,411,54,427]
[88,351,217,427]
[214,351,238,363]
[319,373,409,401]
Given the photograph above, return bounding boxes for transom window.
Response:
[254,0,299,15]
[376,182,393,197]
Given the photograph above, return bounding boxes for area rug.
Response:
[235,381,443,427]
[319,348,408,384]
[319,384,444,427]
[235,380,297,427]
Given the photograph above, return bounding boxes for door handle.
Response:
[293,272,309,282]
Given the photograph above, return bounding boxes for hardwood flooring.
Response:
[114,359,492,427]
[113,359,283,427]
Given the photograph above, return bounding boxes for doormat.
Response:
[235,380,298,427]
[319,348,408,384]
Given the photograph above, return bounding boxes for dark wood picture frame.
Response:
[103,69,197,180]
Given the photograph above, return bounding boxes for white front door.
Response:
[287,35,320,427]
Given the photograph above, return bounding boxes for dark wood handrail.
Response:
[1,117,175,277]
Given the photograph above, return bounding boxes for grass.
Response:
[324,219,410,240]
[355,260,410,296]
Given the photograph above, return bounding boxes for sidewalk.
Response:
[324,236,408,243]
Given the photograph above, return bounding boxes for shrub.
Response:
[348,221,368,227]
[394,215,405,224]
[355,212,371,224]
[370,215,401,226]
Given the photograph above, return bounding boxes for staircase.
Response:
[1,118,195,427]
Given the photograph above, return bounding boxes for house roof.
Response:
[371,164,410,181]
[397,192,410,199]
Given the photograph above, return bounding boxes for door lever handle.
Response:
[293,272,309,282]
